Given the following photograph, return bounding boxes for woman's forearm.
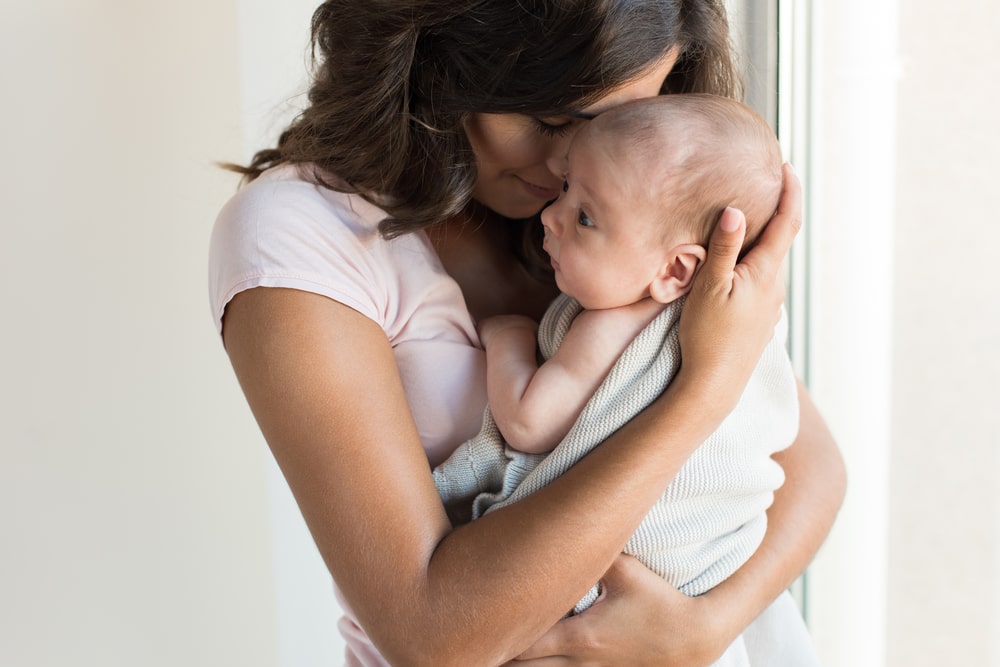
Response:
[423,370,735,663]
[224,288,731,667]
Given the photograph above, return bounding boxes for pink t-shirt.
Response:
[208,164,487,665]
[209,164,487,467]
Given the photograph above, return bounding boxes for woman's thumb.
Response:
[703,207,746,277]
[600,554,644,591]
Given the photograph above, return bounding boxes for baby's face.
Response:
[539,127,673,310]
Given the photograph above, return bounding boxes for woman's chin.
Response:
[495,202,547,220]
[474,190,551,220]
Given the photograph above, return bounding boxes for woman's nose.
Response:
[545,147,570,181]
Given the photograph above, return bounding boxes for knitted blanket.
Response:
[433,293,798,613]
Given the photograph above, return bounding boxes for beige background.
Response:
[887,1,1000,663]
[1,1,996,665]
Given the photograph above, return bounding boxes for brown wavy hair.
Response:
[228,0,742,242]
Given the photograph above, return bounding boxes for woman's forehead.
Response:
[574,50,678,117]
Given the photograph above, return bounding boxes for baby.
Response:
[481,93,787,454]
[434,94,800,649]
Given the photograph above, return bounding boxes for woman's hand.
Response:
[511,555,737,666]
[677,164,802,415]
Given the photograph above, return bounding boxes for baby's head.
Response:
[588,93,783,249]
[540,94,783,310]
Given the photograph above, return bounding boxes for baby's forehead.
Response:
[568,125,629,177]
[572,136,674,213]
[580,117,687,174]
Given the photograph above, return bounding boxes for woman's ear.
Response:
[648,243,707,304]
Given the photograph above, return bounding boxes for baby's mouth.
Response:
[546,251,561,272]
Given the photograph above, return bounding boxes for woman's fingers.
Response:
[511,611,583,661]
[699,206,747,291]
[513,556,647,660]
[738,163,802,284]
[513,555,713,666]
[676,164,802,413]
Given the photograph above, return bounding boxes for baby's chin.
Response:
[553,273,576,300]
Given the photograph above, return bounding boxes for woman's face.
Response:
[464,53,678,219]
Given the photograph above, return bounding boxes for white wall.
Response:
[1,3,280,665]
[802,1,1000,666]
[887,1,1000,665]
[801,2,897,665]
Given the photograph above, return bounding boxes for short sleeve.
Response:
[206,165,485,463]
[208,167,390,335]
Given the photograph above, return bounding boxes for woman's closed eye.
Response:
[533,117,574,138]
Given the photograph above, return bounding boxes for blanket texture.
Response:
[433,293,798,613]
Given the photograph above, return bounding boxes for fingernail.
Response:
[720,207,740,232]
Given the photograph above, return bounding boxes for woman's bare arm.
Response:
[222,287,747,667]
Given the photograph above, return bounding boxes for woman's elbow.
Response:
[377,634,511,667]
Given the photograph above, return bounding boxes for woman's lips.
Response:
[519,177,561,201]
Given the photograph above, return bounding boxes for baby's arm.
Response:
[480,299,664,453]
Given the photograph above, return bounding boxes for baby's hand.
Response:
[476,314,538,348]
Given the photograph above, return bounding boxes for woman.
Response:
[210,1,846,665]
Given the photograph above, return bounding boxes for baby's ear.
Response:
[648,243,707,304]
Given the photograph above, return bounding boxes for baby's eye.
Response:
[577,211,595,228]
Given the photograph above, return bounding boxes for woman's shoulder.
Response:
[207,164,427,335]
[214,163,385,243]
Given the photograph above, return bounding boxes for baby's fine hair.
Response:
[594,94,783,250]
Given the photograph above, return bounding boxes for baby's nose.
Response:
[540,204,558,236]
